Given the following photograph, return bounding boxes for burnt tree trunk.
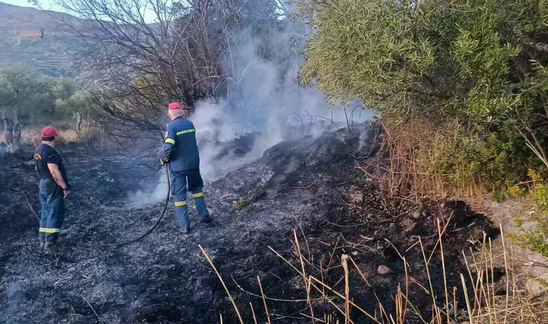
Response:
[2,109,22,153]
[75,112,83,133]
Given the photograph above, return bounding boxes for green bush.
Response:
[513,170,548,257]
[296,0,548,192]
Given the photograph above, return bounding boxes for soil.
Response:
[481,198,548,295]
[0,127,499,324]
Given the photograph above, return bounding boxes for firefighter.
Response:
[34,126,70,250]
[161,102,212,233]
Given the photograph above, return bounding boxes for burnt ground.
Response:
[0,127,499,324]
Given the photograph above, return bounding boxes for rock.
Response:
[402,218,416,232]
[411,211,421,219]
[377,265,391,275]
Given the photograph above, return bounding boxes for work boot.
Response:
[180,228,191,235]
[43,241,57,253]
[200,216,213,224]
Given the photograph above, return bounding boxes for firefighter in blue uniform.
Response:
[34,126,70,250]
[161,102,212,233]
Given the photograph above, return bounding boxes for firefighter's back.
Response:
[167,117,200,171]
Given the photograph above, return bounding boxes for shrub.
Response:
[296,0,548,194]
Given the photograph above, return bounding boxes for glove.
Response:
[160,156,169,166]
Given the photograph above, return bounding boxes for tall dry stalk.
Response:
[437,219,450,324]
[294,229,315,323]
[202,226,548,323]
[257,276,272,324]
[342,254,350,324]
[198,245,244,324]
[249,302,258,324]
[368,124,486,200]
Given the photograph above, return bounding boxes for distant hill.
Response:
[0,2,89,77]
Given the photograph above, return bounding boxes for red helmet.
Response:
[168,102,182,110]
[41,126,58,138]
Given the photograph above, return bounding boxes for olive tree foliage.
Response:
[55,89,101,134]
[0,66,76,152]
[297,0,548,189]
[48,0,287,140]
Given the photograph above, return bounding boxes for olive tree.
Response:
[297,0,548,191]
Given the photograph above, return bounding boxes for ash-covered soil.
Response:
[0,127,498,324]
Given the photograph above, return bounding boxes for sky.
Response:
[2,0,59,10]
[2,0,162,23]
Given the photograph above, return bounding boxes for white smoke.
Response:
[127,170,168,208]
[191,25,372,180]
[127,21,373,207]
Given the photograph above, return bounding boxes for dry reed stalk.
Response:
[403,257,409,321]
[453,287,458,319]
[300,313,329,323]
[270,229,544,324]
[437,219,450,324]
[219,313,223,324]
[257,276,272,324]
[469,248,484,314]
[489,238,498,324]
[418,237,438,309]
[479,234,492,320]
[294,229,315,323]
[500,225,510,324]
[320,261,327,308]
[308,279,352,323]
[328,235,342,269]
[341,254,350,324]
[198,245,244,324]
[232,277,319,302]
[378,124,489,199]
[348,257,390,321]
[394,285,403,324]
[308,276,380,324]
[463,249,479,313]
[427,215,452,264]
[398,293,428,323]
[461,273,475,324]
[250,302,258,324]
[269,246,302,274]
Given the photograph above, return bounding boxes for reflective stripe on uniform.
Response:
[165,138,175,145]
[40,227,60,233]
[174,201,187,207]
[192,192,204,198]
[176,129,196,136]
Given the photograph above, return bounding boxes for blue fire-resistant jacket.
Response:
[162,117,200,171]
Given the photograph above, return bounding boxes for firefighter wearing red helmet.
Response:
[160,102,213,233]
[33,126,70,250]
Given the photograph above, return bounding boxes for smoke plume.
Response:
[127,20,372,207]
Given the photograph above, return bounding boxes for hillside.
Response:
[0,2,88,77]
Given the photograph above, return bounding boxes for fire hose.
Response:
[100,164,171,248]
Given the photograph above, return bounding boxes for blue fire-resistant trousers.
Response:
[169,168,209,230]
[38,178,65,243]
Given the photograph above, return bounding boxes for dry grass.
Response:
[357,124,487,202]
[0,128,80,145]
[201,224,548,324]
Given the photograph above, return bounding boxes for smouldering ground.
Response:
[0,127,498,323]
